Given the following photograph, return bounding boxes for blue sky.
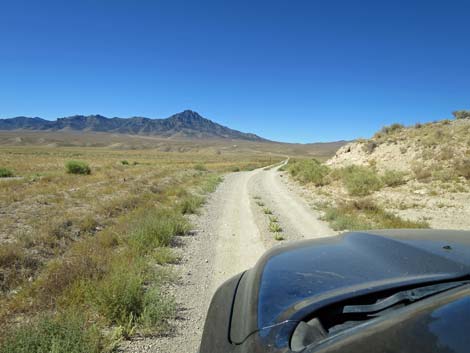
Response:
[1,0,469,143]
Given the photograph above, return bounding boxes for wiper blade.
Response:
[343,281,469,315]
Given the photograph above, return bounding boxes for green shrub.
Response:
[422,132,443,148]
[438,146,454,161]
[287,159,330,186]
[200,174,223,193]
[349,198,380,211]
[381,123,404,134]
[194,163,207,172]
[65,161,91,175]
[374,210,429,229]
[0,168,14,178]
[269,215,278,223]
[129,209,190,253]
[93,265,174,334]
[269,222,282,233]
[78,216,99,234]
[362,141,378,154]
[274,233,285,241]
[323,207,370,230]
[456,158,470,179]
[412,162,433,181]
[381,170,407,187]
[0,243,24,268]
[432,169,458,182]
[0,314,101,353]
[231,166,241,172]
[138,286,175,334]
[452,110,470,120]
[0,243,34,292]
[340,166,383,196]
[326,167,343,182]
[152,247,179,265]
[263,208,273,215]
[322,200,429,231]
[240,164,258,171]
[121,160,129,165]
[179,195,205,214]
[93,268,144,326]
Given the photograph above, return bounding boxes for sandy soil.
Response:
[120,163,335,353]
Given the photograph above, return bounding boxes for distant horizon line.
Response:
[0,111,356,145]
[3,109,461,144]
[0,109,205,121]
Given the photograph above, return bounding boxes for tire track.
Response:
[122,162,335,353]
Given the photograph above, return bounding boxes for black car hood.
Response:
[306,285,470,353]
[230,230,470,347]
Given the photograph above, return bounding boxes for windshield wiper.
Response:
[342,280,469,315]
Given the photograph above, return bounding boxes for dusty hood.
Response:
[230,230,470,346]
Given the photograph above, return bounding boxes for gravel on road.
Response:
[120,163,335,353]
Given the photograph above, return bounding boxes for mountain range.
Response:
[0,110,265,141]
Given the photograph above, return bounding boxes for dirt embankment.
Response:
[323,118,470,229]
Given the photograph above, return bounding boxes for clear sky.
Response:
[1,0,469,143]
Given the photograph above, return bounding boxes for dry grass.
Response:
[0,130,344,159]
[0,145,280,351]
[381,170,407,187]
[321,199,429,231]
[456,158,470,179]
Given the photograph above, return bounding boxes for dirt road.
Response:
[121,163,335,353]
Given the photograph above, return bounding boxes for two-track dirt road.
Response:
[121,162,335,353]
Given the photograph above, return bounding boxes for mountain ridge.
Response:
[0,110,266,141]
